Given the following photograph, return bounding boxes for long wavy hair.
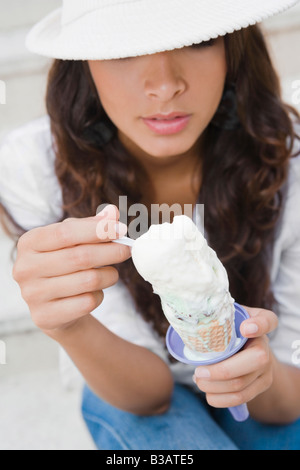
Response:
[2,25,300,339]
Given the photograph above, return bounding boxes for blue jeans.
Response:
[81,384,300,450]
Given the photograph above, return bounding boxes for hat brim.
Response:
[26,0,298,60]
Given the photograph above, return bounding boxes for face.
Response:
[88,38,227,162]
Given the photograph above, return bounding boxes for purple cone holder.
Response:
[166,303,250,422]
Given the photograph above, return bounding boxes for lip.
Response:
[141,112,192,135]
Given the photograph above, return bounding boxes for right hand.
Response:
[12,205,131,334]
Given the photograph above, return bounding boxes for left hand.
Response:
[193,306,278,409]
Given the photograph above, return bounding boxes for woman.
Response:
[1,0,300,450]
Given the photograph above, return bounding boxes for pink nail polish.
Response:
[244,323,258,335]
[195,368,211,379]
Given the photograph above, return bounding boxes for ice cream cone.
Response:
[162,300,235,356]
[131,215,237,360]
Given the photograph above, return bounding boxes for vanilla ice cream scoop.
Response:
[131,215,236,359]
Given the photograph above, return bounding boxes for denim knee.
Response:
[81,384,238,450]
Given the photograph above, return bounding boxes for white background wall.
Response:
[0,1,300,332]
[0,0,60,140]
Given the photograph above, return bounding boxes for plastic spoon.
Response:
[112,236,135,248]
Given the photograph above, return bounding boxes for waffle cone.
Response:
[174,317,234,353]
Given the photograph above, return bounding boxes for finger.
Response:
[240,306,278,338]
[32,267,119,302]
[31,216,126,251]
[194,338,269,381]
[31,290,104,331]
[194,370,258,395]
[35,242,132,277]
[21,206,125,252]
[205,372,272,409]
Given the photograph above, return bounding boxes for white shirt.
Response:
[1,116,300,388]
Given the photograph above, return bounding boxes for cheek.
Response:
[96,76,139,129]
[89,63,134,121]
[192,59,227,118]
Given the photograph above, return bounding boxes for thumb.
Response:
[240,306,278,338]
[96,204,120,221]
[96,204,128,240]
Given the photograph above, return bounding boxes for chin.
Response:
[143,148,186,159]
[156,148,196,160]
[141,138,198,160]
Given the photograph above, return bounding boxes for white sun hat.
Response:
[26,0,299,61]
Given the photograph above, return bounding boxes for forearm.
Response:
[49,314,174,416]
[248,353,300,424]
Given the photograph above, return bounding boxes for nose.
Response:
[144,51,186,102]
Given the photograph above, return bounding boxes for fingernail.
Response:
[96,206,109,219]
[96,204,116,219]
[244,323,259,335]
[115,222,128,238]
[195,368,211,379]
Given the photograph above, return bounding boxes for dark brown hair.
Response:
[1,25,299,339]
